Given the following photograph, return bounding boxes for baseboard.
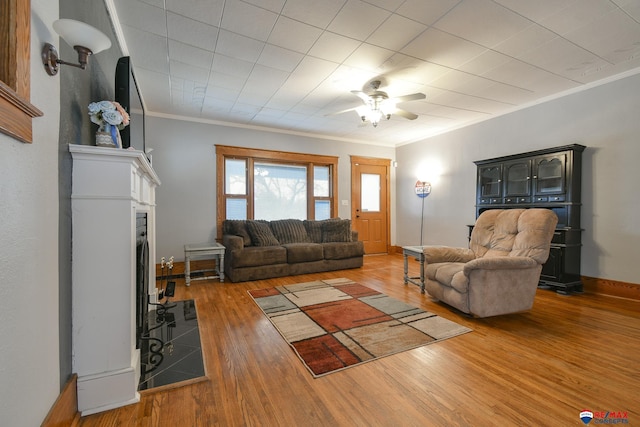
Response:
[41,374,80,427]
[156,260,212,278]
[582,276,640,300]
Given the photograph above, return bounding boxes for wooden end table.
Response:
[402,245,426,294]
[184,242,226,286]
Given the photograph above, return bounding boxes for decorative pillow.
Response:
[303,220,325,243]
[270,219,310,244]
[223,220,252,246]
[245,220,280,246]
[322,219,352,243]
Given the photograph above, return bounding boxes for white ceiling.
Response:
[108,0,640,147]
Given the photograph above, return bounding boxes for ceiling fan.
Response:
[329,80,426,127]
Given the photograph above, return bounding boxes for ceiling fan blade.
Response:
[394,108,418,120]
[351,90,372,103]
[325,106,360,117]
[392,92,426,103]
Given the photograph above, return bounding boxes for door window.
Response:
[361,173,381,212]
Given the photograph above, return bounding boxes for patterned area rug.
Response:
[248,278,472,377]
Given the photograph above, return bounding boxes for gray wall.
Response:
[148,71,640,285]
[0,1,60,425]
[145,117,396,261]
[396,71,640,284]
[58,0,124,390]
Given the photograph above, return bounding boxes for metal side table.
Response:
[402,245,426,293]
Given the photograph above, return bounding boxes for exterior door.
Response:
[351,156,390,254]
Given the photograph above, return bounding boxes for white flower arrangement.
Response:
[88,100,130,130]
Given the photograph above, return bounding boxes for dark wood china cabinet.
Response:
[473,144,585,294]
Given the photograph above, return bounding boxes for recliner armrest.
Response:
[423,246,475,263]
[463,256,538,275]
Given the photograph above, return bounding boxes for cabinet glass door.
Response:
[535,154,566,195]
[479,165,502,198]
[504,160,531,196]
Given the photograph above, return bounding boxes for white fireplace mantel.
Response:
[69,145,160,415]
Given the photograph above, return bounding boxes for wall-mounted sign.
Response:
[415,180,432,198]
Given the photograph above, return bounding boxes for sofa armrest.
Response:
[223,234,244,251]
[423,246,475,264]
[463,256,538,275]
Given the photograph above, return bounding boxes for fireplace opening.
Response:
[135,213,149,349]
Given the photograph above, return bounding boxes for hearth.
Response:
[139,300,205,390]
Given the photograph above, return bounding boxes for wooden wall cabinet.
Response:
[473,144,585,294]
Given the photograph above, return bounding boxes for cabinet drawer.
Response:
[504,197,517,204]
[490,198,502,204]
[504,197,530,204]
[535,195,565,202]
[479,198,491,204]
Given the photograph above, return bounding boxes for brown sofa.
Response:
[423,209,558,317]
[222,218,364,282]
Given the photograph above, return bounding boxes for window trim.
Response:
[0,0,43,144]
[215,145,339,237]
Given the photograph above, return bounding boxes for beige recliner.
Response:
[423,209,558,317]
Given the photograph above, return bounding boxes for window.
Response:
[0,0,43,143]
[216,145,338,234]
[313,165,331,220]
[224,158,248,220]
[254,162,307,220]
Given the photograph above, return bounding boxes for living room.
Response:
[1,0,639,426]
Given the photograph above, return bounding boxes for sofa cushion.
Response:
[230,246,287,268]
[282,243,324,263]
[322,241,363,260]
[223,220,252,246]
[322,219,352,242]
[245,220,280,246]
[270,219,311,244]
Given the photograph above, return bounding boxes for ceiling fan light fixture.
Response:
[356,105,387,127]
[336,81,424,127]
[368,108,383,127]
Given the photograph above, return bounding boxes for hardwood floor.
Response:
[79,254,640,426]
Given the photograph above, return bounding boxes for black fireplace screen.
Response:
[135,213,149,349]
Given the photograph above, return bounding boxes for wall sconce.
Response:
[42,19,111,76]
